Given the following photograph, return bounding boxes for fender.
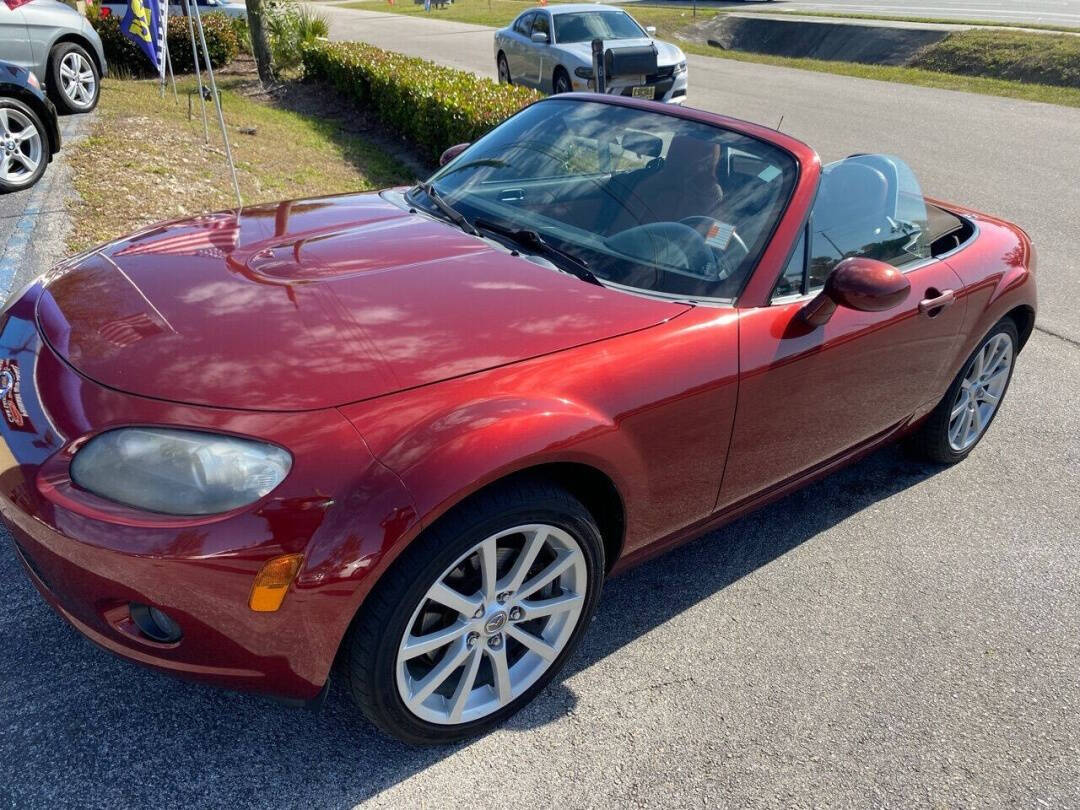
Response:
[340,305,741,572]
[942,210,1037,380]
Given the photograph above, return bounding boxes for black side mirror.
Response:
[439,142,470,167]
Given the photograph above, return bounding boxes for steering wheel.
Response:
[678,216,750,280]
[606,222,718,280]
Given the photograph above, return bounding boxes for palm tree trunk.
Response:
[245,0,274,84]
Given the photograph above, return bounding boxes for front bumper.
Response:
[0,283,418,701]
[579,67,689,104]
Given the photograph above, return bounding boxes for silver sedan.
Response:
[494,4,688,103]
[0,0,107,114]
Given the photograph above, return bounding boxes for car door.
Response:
[526,12,552,89]
[718,155,967,509]
[506,12,534,84]
[0,3,34,73]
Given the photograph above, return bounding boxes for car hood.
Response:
[557,38,684,67]
[35,191,689,411]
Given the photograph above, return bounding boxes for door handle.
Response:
[919,289,955,316]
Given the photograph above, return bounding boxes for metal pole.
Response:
[184,0,210,144]
[166,41,178,103]
[192,0,242,207]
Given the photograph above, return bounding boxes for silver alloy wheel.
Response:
[60,51,96,109]
[0,108,43,187]
[948,332,1013,452]
[396,523,587,725]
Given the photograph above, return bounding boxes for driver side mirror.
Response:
[800,257,910,327]
[645,25,657,36]
[531,31,550,44]
[439,142,470,167]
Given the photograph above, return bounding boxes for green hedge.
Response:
[301,41,542,161]
[90,11,239,76]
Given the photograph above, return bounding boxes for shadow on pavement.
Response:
[0,444,939,808]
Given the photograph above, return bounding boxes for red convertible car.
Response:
[0,95,1035,744]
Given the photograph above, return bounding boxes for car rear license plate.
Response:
[631,85,656,99]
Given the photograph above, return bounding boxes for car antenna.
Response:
[776,114,784,132]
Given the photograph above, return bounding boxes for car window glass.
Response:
[422,100,798,302]
[553,11,646,44]
[807,154,931,292]
[514,13,535,35]
[531,13,549,39]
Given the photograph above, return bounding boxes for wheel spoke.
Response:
[12,152,37,173]
[518,591,583,621]
[447,647,483,722]
[427,581,481,618]
[478,535,498,602]
[517,550,576,600]
[950,396,969,420]
[0,110,10,137]
[0,156,10,179]
[501,528,548,594]
[979,389,1000,406]
[506,624,559,661]
[971,347,985,381]
[408,638,470,707]
[401,620,468,660]
[486,643,512,706]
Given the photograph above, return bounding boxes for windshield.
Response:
[414,99,798,301]
[554,11,646,44]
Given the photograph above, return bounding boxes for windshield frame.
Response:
[411,96,809,307]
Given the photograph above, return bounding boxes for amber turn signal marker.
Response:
[249,554,304,612]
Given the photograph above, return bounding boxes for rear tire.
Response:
[497,53,512,84]
[907,318,1018,464]
[48,42,100,114]
[344,481,605,745]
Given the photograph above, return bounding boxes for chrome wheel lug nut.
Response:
[487,633,503,649]
[472,606,484,619]
[508,606,523,621]
[466,631,480,649]
[496,591,512,604]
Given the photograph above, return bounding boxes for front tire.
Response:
[552,67,572,94]
[0,99,48,193]
[48,42,100,114]
[345,481,605,744]
[908,318,1018,464]
[497,53,512,85]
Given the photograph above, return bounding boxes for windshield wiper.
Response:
[414,181,479,236]
[474,219,602,286]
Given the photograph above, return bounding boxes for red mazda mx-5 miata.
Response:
[0,95,1035,744]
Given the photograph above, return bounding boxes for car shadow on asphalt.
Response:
[0,444,940,808]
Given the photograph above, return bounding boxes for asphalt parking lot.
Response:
[3,14,1080,808]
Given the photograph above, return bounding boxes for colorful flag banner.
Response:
[121,0,168,79]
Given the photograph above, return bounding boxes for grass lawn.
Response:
[341,0,1080,107]
[67,71,412,253]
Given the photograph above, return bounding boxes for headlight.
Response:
[574,66,594,79]
[674,61,687,75]
[70,428,292,516]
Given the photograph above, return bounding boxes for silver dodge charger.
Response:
[494,4,688,103]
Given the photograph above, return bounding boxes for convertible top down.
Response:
[1,95,1035,743]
